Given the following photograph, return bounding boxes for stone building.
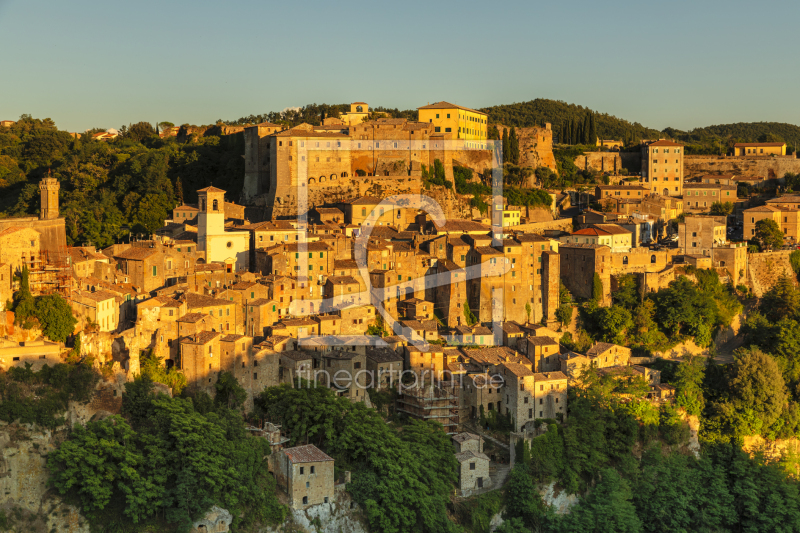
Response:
[452,432,484,454]
[112,246,165,293]
[558,243,611,303]
[275,444,335,509]
[640,140,684,197]
[743,204,799,241]
[179,331,222,394]
[365,347,404,389]
[70,289,119,332]
[455,450,491,497]
[417,101,488,146]
[0,226,40,274]
[677,215,728,257]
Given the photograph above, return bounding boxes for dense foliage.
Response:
[12,266,77,342]
[0,362,99,428]
[49,375,285,532]
[502,369,800,533]
[0,116,244,247]
[256,382,459,533]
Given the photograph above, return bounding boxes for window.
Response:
[152,265,157,276]
[302,496,308,505]
[300,467,304,475]
[434,127,441,132]
[469,462,476,470]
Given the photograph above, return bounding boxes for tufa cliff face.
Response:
[496,125,557,172]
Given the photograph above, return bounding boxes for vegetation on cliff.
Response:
[256,381,460,533]
[48,375,285,533]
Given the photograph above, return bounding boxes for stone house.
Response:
[452,432,483,454]
[0,264,10,312]
[276,444,335,509]
[179,331,222,393]
[68,247,109,279]
[455,450,491,497]
[0,338,61,371]
[183,292,240,335]
[279,350,314,383]
[532,372,568,421]
[365,347,404,389]
[312,349,369,403]
[112,246,165,293]
[70,289,119,333]
[525,336,561,372]
[586,342,631,367]
[244,298,279,339]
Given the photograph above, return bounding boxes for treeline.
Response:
[47,374,285,532]
[224,104,418,128]
[0,116,245,248]
[479,99,661,145]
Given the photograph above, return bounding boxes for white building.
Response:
[197,186,249,271]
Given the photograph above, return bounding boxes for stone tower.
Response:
[39,175,60,220]
[197,186,226,252]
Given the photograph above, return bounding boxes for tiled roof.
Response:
[534,371,568,381]
[365,347,403,363]
[586,342,617,356]
[452,432,482,444]
[220,334,247,342]
[273,128,348,138]
[326,275,359,285]
[591,224,632,235]
[184,292,232,309]
[433,219,491,233]
[197,186,226,193]
[646,140,682,147]
[177,312,208,323]
[114,247,159,260]
[285,444,334,463]
[182,331,221,344]
[503,362,535,377]
[280,350,314,361]
[528,336,558,346]
[417,101,487,116]
[734,142,785,147]
[455,450,490,463]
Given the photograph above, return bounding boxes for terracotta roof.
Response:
[734,142,785,147]
[572,228,611,237]
[334,259,358,270]
[174,205,200,211]
[273,128,348,138]
[766,195,800,204]
[528,336,558,346]
[197,186,226,193]
[326,275,359,285]
[114,247,159,260]
[646,140,682,147]
[177,312,208,323]
[184,292,233,309]
[596,185,648,191]
[591,224,632,235]
[248,298,274,306]
[586,342,619,356]
[284,444,333,463]
[220,334,247,342]
[534,371,568,381]
[182,331,221,344]
[433,219,491,233]
[417,101,487,116]
[503,362,535,377]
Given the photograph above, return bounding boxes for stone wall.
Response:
[747,250,798,297]
[573,152,621,174]
[684,154,800,180]
[508,218,573,235]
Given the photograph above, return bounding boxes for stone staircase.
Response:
[489,463,511,488]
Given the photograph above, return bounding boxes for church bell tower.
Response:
[39,174,60,220]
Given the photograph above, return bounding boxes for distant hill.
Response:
[479,99,661,143]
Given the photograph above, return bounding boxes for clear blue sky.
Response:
[2,0,799,133]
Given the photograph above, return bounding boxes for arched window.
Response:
[330,174,337,180]
[341,172,348,178]
[308,177,315,184]
[650,254,656,264]
[212,199,218,211]
[319,176,325,183]
[623,256,629,265]
[663,188,669,196]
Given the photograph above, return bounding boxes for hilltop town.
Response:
[2,101,800,532]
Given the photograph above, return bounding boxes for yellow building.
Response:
[733,142,786,156]
[501,206,521,227]
[417,101,488,146]
[339,102,371,126]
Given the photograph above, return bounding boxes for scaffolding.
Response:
[26,247,72,299]
[397,382,460,433]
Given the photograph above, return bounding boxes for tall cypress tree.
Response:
[589,113,597,146]
[502,128,509,159]
[509,127,520,164]
[582,114,591,145]
[570,119,576,145]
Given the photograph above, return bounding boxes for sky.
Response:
[1,0,799,133]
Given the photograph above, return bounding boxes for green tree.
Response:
[595,305,633,344]
[12,266,36,324]
[711,347,788,437]
[554,468,642,533]
[505,465,546,529]
[673,355,706,416]
[754,218,784,251]
[709,201,734,216]
[33,294,77,342]
[125,121,156,143]
[556,283,573,327]
[509,127,520,165]
[592,272,604,302]
[214,371,247,410]
[495,517,529,533]
[502,128,509,159]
